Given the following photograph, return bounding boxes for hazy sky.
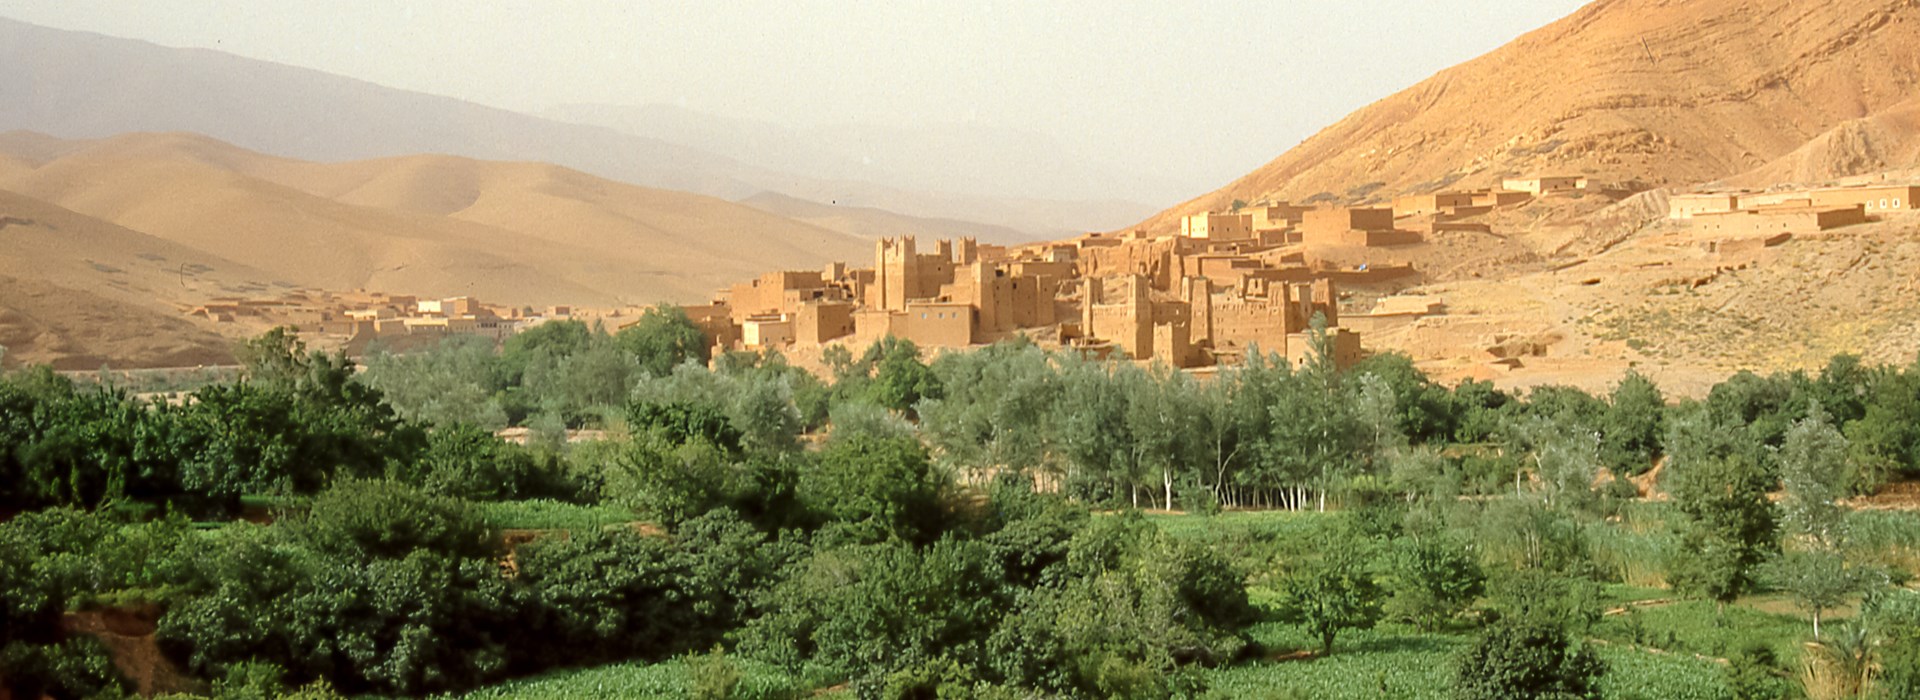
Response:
[0,0,1589,199]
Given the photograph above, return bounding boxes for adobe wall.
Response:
[1808,185,1920,214]
[1668,193,1740,219]
[1248,203,1310,230]
[795,302,855,345]
[1076,238,1182,291]
[1394,193,1476,216]
[1181,213,1254,241]
[1302,208,1395,237]
[903,302,974,347]
[1285,328,1363,370]
[1210,297,1293,353]
[1302,227,1422,247]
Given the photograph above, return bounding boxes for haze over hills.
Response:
[0,16,1143,238]
[738,191,1037,247]
[545,102,1175,211]
[0,132,874,327]
[1137,0,1920,231]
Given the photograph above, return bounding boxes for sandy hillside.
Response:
[1135,0,1920,232]
[1723,97,1920,188]
[0,132,873,307]
[0,190,271,368]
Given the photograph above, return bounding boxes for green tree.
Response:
[800,433,946,543]
[1383,532,1485,631]
[612,304,710,377]
[402,423,552,501]
[1778,403,1852,547]
[861,337,944,417]
[743,539,1008,687]
[358,335,508,430]
[1766,549,1873,640]
[1274,540,1382,655]
[1771,403,1871,638]
[1599,370,1665,475]
[1485,568,1603,633]
[1665,409,1777,612]
[1723,642,1791,700]
[1452,620,1605,700]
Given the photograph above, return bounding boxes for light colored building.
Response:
[1669,193,1743,219]
[1693,204,1868,236]
[1393,192,1477,217]
[1179,212,1255,241]
[1502,176,1586,195]
[742,315,795,349]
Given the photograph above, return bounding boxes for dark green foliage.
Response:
[158,483,517,696]
[1599,370,1665,475]
[1449,379,1515,444]
[1452,620,1605,700]
[1844,358,1920,488]
[514,509,793,670]
[0,636,129,700]
[498,320,596,385]
[1485,569,1603,633]
[1351,353,1457,445]
[838,338,944,417]
[986,515,1250,697]
[1665,453,1777,607]
[974,476,1089,588]
[400,423,570,501]
[1723,642,1791,700]
[612,304,711,378]
[744,538,1010,686]
[160,538,517,695]
[1704,370,1812,468]
[292,479,497,561]
[172,342,412,512]
[800,433,945,543]
[627,400,745,456]
[1522,385,1606,436]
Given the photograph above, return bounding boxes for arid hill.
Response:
[1723,97,1920,188]
[1138,0,1920,231]
[0,190,264,369]
[0,132,871,310]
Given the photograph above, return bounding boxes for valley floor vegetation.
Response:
[3,307,1920,699]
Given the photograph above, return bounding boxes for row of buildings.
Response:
[186,290,635,352]
[1667,184,1919,235]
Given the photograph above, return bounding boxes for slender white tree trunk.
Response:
[1164,469,1173,511]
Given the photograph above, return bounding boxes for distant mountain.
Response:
[0,17,1149,237]
[738,192,1041,247]
[0,132,872,309]
[1134,0,1920,231]
[545,102,1182,209]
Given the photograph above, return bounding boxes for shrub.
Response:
[1453,620,1605,700]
